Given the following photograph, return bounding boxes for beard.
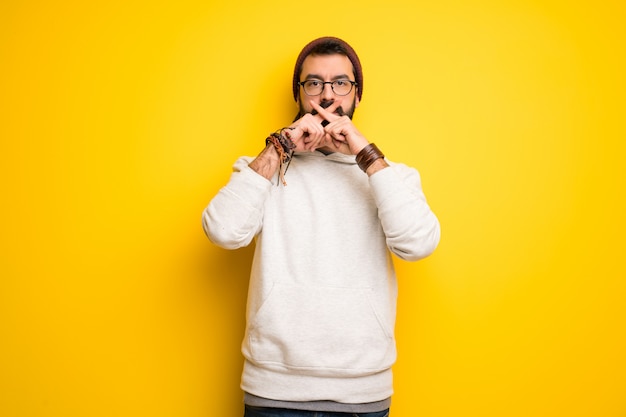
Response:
[295,96,357,122]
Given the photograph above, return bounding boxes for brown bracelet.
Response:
[355,143,385,172]
[265,128,296,186]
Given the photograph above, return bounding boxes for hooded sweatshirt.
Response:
[202,150,440,405]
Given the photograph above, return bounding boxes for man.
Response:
[202,36,440,417]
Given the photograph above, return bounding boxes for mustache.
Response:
[311,101,344,126]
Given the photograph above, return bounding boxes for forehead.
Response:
[300,54,354,79]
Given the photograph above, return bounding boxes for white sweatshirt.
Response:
[202,151,440,404]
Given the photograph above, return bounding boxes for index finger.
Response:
[310,101,341,125]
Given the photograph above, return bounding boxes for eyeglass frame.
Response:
[297,79,358,96]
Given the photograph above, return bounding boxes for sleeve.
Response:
[202,157,272,250]
[369,162,441,261]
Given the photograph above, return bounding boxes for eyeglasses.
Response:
[298,79,357,96]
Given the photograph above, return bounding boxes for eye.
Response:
[334,80,348,86]
[306,80,322,87]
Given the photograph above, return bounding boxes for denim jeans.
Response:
[244,405,389,417]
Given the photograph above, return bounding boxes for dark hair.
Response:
[292,37,363,102]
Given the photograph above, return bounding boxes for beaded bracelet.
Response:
[265,128,296,186]
[355,143,385,172]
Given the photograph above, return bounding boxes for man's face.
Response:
[297,54,360,119]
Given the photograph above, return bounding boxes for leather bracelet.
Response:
[355,143,384,172]
[265,128,296,186]
[266,131,295,158]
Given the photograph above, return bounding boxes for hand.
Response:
[285,101,341,152]
[286,101,368,154]
[308,100,369,155]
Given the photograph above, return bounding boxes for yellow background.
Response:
[1,0,625,416]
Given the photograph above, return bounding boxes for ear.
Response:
[355,95,360,108]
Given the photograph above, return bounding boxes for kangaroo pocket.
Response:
[245,283,396,377]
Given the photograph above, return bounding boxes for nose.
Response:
[320,82,335,101]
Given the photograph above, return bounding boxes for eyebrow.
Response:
[303,73,352,81]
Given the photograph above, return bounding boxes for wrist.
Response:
[250,129,296,186]
[249,144,280,179]
[364,157,389,176]
[355,143,385,172]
